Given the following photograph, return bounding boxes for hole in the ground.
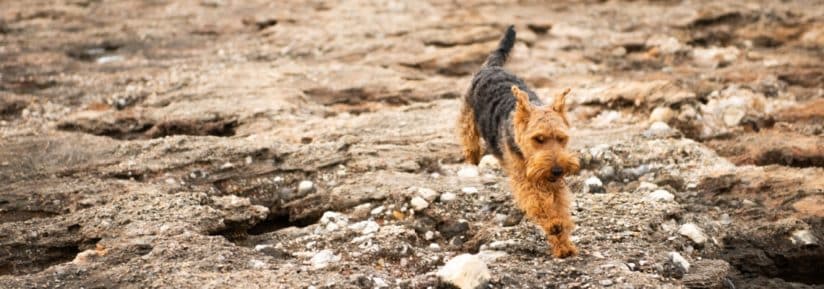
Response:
[718,232,824,285]
[144,118,238,138]
[0,97,29,119]
[0,210,59,224]
[210,212,321,246]
[247,213,320,235]
[57,117,238,140]
[0,237,100,276]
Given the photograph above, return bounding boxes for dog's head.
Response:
[511,85,580,183]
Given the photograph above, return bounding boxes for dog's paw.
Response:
[552,243,578,258]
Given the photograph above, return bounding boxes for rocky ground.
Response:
[1,0,822,288]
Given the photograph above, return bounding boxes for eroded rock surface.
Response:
[1,0,822,288]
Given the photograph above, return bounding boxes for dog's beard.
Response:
[524,151,580,184]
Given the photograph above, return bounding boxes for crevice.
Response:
[0,238,100,276]
[210,212,321,246]
[57,116,238,140]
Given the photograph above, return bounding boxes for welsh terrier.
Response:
[457,25,580,258]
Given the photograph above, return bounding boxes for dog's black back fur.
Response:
[466,25,542,158]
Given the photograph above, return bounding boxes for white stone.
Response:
[429,243,441,251]
[678,223,708,245]
[424,231,435,240]
[298,180,315,194]
[478,155,500,171]
[417,187,440,201]
[310,250,340,269]
[476,250,508,263]
[457,166,479,178]
[319,211,348,232]
[668,251,690,273]
[254,244,273,251]
[584,176,605,194]
[644,121,673,138]
[373,277,388,288]
[440,192,457,202]
[461,187,479,194]
[645,189,675,202]
[719,213,732,225]
[436,254,491,289]
[410,196,429,211]
[791,229,818,246]
[370,206,385,216]
[349,220,380,235]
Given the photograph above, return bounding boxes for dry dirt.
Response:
[1,0,823,288]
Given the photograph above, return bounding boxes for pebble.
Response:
[429,243,441,251]
[791,229,818,246]
[461,187,479,194]
[351,203,373,219]
[436,254,491,289]
[478,155,500,171]
[599,279,614,287]
[678,223,708,246]
[298,180,315,195]
[476,250,508,263]
[719,213,732,225]
[417,187,440,201]
[598,166,616,181]
[410,196,429,211]
[440,192,457,202]
[584,176,605,194]
[668,251,690,273]
[457,166,480,178]
[649,106,675,123]
[72,249,101,265]
[310,250,340,269]
[643,121,673,138]
[645,189,675,202]
[349,220,380,235]
[370,206,385,216]
[424,231,435,240]
[319,211,349,232]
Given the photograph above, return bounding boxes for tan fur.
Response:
[458,85,580,258]
[457,101,482,165]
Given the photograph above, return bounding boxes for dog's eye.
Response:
[533,136,545,144]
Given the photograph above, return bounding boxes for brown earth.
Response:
[1,0,822,288]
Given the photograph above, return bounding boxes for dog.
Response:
[457,25,580,258]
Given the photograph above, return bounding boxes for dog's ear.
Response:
[512,85,532,126]
[551,88,571,126]
[551,88,570,113]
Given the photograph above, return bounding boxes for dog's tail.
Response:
[484,25,516,67]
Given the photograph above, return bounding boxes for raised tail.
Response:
[484,25,516,67]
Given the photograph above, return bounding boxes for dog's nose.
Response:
[551,166,564,177]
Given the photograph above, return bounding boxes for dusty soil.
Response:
[1,0,822,288]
